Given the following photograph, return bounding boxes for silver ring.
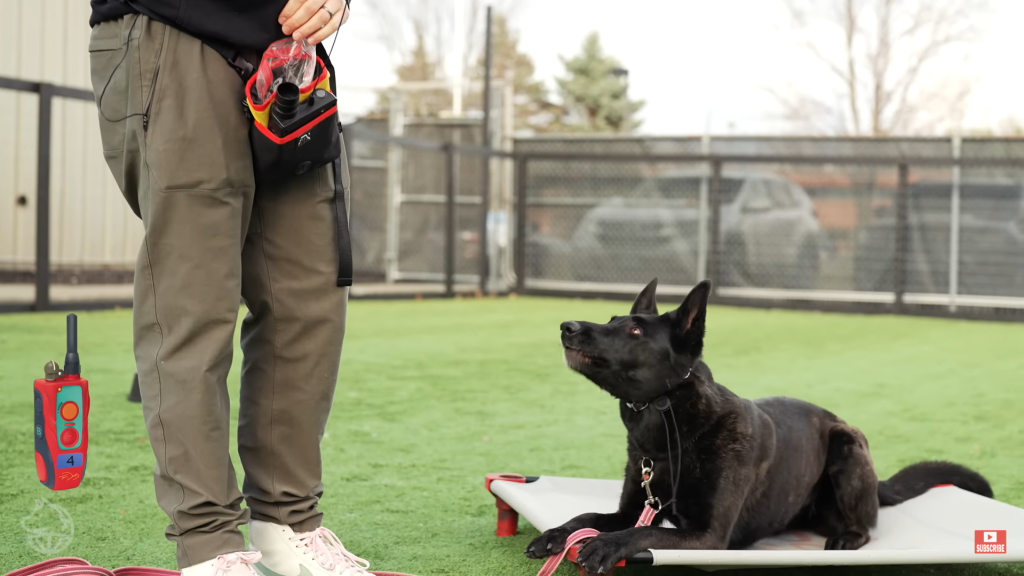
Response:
[321,5,335,19]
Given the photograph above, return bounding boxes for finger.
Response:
[292,6,333,42]
[278,0,305,27]
[338,0,351,25]
[282,0,327,36]
[308,2,350,45]
[306,13,340,45]
[305,4,346,44]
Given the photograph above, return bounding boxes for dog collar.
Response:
[626,367,693,412]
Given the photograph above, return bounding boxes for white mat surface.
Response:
[491,476,1024,569]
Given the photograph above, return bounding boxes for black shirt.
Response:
[89,0,292,52]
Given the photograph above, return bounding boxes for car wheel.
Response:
[721,236,748,287]
[787,241,820,289]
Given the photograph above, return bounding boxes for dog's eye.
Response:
[629,325,643,336]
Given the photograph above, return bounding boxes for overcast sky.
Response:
[330,0,1023,135]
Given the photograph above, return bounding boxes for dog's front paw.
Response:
[825,531,870,550]
[525,527,571,559]
[577,532,634,574]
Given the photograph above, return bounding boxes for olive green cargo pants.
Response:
[89,15,349,568]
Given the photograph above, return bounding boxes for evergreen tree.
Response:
[554,32,644,133]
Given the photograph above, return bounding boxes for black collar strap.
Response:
[626,367,693,412]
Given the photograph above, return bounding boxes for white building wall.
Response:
[0,0,141,271]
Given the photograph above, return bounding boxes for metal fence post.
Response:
[706,159,723,289]
[949,136,961,312]
[894,163,910,311]
[696,135,711,282]
[478,6,494,295]
[35,83,53,311]
[514,156,528,293]
[384,90,404,284]
[444,144,457,297]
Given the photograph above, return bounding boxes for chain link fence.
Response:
[348,119,491,286]
[513,137,1024,319]
[6,84,1024,321]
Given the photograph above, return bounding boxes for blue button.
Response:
[57,452,83,469]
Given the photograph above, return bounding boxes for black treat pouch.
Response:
[245,56,341,179]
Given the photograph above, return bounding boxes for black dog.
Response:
[525,279,993,574]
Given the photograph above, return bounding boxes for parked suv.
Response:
[530,171,824,288]
[854,179,1024,297]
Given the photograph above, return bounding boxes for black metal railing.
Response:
[0,77,101,313]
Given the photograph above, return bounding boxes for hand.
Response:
[278,0,351,45]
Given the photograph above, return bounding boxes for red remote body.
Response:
[33,314,89,490]
[34,375,89,490]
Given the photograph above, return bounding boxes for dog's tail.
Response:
[877,460,993,506]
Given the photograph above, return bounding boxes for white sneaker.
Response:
[181,551,263,576]
[248,520,370,576]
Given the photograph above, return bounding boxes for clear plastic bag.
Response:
[251,39,317,105]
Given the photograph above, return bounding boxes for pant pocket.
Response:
[89,20,129,153]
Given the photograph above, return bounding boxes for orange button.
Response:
[60,401,79,421]
[60,427,79,447]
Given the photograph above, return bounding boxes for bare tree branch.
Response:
[775,0,988,135]
[841,0,862,134]
[365,0,515,79]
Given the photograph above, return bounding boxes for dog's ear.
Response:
[630,278,659,315]
[669,280,712,357]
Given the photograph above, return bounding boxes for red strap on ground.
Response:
[3,559,116,576]
[111,568,179,576]
[3,559,414,576]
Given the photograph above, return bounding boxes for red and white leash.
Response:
[2,558,413,576]
[536,459,662,576]
[1,558,178,576]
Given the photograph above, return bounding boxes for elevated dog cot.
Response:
[485,473,1024,573]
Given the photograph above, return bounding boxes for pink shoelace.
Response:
[291,527,370,574]
[212,552,261,576]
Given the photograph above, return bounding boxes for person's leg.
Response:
[89,15,255,568]
[238,153,350,530]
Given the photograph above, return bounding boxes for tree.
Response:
[468,14,562,134]
[774,0,987,135]
[367,0,520,120]
[371,23,450,118]
[553,32,645,133]
[366,6,560,133]
[365,0,486,78]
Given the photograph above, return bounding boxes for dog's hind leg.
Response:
[815,424,879,550]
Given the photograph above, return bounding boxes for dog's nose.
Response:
[561,321,582,336]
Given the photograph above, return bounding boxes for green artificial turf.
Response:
[0,297,1022,576]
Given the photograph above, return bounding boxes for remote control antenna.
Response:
[64,313,81,375]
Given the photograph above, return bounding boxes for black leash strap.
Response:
[318,43,353,287]
[332,156,353,287]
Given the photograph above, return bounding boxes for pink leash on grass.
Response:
[2,558,178,576]
[2,559,413,576]
[536,460,663,576]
